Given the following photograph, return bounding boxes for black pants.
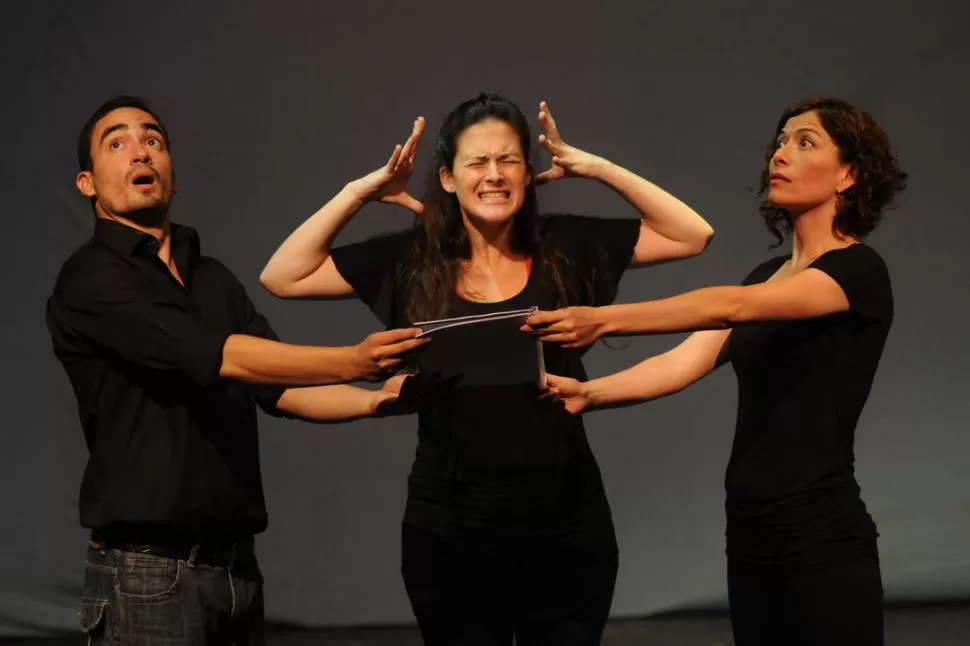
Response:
[401,523,618,646]
[728,556,884,646]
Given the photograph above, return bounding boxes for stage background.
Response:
[2,0,968,636]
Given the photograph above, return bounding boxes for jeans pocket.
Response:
[116,552,181,600]
[79,598,107,640]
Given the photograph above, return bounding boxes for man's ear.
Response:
[76,171,96,198]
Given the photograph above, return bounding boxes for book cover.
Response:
[408,307,545,388]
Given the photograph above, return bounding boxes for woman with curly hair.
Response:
[260,93,714,645]
[526,97,907,645]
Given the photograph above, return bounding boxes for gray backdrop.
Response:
[2,0,968,636]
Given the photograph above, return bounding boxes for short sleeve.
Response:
[330,229,415,326]
[810,244,893,324]
[46,256,228,390]
[542,214,640,307]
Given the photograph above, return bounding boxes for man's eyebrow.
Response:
[99,123,129,144]
[144,123,166,141]
[99,122,166,145]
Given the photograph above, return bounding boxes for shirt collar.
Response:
[93,218,201,261]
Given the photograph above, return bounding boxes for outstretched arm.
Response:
[545,329,731,414]
[275,372,458,422]
[276,375,407,422]
[220,328,428,386]
[47,264,429,388]
[535,101,714,265]
[526,265,850,348]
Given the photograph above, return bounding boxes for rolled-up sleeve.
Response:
[231,280,289,418]
[46,257,228,390]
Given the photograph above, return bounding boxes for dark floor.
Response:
[4,606,969,645]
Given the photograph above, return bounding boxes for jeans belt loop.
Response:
[187,544,200,569]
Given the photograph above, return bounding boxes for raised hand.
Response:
[351,117,426,214]
[534,101,607,185]
[521,306,607,349]
[353,327,430,382]
[541,373,590,415]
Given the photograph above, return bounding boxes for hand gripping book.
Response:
[408,307,546,388]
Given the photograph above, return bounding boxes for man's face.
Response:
[77,107,175,220]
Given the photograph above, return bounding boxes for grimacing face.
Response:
[439,119,531,228]
[767,110,855,215]
[77,107,175,219]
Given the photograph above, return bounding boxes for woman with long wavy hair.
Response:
[260,92,714,645]
[527,97,907,645]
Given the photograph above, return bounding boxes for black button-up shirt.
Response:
[46,219,286,539]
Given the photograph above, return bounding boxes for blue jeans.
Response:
[80,540,264,645]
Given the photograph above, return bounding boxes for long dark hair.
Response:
[401,93,577,322]
[757,97,907,246]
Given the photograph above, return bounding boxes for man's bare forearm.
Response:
[220,334,363,386]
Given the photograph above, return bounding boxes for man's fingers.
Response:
[373,327,422,343]
[382,337,430,358]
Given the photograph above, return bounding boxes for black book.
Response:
[408,307,545,388]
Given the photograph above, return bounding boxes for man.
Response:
[46,96,425,644]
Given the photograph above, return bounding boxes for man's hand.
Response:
[373,371,461,416]
[353,328,429,382]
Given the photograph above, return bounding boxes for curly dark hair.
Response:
[757,97,907,245]
[401,93,580,322]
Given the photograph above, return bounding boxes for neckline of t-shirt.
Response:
[453,256,535,306]
[806,242,864,268]
[770,242,865,271]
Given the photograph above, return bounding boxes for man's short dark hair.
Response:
[77,96,171,172]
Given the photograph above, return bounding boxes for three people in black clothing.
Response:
[49,93,904,646]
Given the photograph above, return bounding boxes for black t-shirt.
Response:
[727,244,893,568]
[332,214,640,538]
